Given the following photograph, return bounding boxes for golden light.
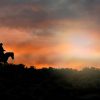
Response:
[66,32,96,59]
[58,28,99,61]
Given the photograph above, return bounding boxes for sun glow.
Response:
[64,32,97,59]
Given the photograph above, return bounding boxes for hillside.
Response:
[0,63,100,100]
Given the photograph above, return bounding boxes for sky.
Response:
[0,0,99,69]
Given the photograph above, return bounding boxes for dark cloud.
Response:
[35,0,100,19]
[0,0,99,34]
[0,0,99,28]
[0,0,39,6]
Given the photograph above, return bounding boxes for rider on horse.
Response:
[0,43,5,61]
[0,43,14,63]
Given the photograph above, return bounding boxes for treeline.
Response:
[0,63,100,99]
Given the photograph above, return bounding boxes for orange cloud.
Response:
[0,14,99,69]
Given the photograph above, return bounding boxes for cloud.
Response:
[0,0,99,29]
[0,0,99,69]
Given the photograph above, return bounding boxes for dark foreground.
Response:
[0,64,100,100]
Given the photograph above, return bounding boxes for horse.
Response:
[0,52,14,64]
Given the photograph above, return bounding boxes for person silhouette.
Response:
[0,43,5,60]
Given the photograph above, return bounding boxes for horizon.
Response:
[0,0,99,69]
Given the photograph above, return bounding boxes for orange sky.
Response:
[0,0,99,69]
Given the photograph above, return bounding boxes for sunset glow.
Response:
[0,0,99,69]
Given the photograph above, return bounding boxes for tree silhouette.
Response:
[0,63,100,100]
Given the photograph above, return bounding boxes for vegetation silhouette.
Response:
[0,63,100,100]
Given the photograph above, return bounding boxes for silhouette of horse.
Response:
[0,52,14,63]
